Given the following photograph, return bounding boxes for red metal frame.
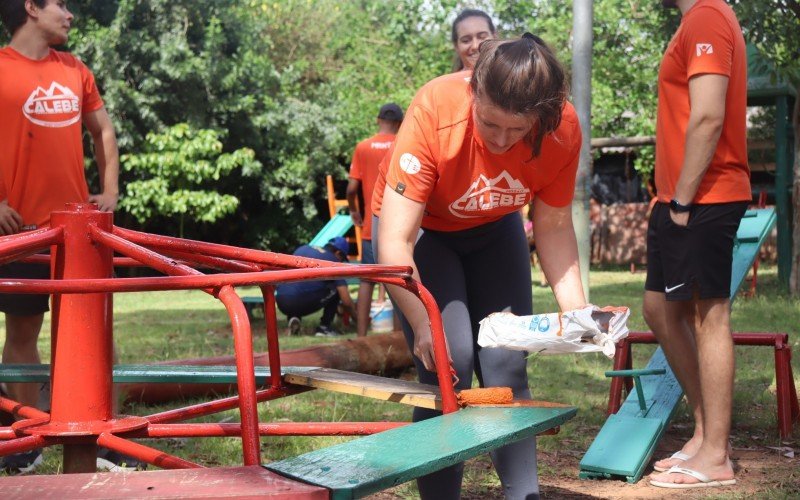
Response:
[0,203,457,473]
[607,331,799,438]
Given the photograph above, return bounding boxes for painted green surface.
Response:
[267,406,576,500]
[0,364,315,384]
[579,208,776,483]
[308,214,354,248]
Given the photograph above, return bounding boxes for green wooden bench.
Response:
[0,364,316,384]
[267,405,576,499]
[579,208,777,483]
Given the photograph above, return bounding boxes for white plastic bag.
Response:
[477,305,630,358]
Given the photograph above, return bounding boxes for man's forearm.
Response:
[95,128,120,196]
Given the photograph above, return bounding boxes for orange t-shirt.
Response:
[348,132,395,240]
[372,72,581,232]
[655,0,750,204]
[0,47,103,228]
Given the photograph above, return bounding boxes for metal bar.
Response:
[625,331,790,346]
[0,434,48,456]
[114,226,356,270]
[97,432,202,469]
[158,248,262,273]
[263,285,283,390]
[411,279,458,413]
[607,339,629,414]
[90,225,210,285]
[49,205,114,473]
[0,264,413,294]
[134,422,407,438]
[774,95,791,286]
[19,254,144,267]
[217,285,261,466]
[0,227,63,265]
[0,393,50,420]
[144,387,305,424]
[605,369,666,378]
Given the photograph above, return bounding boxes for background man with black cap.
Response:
[275,237,357,337]
[346,103,403,337]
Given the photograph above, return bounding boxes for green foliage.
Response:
[733,0,800,86]
[120,124,261,236]
[5,1,795,249]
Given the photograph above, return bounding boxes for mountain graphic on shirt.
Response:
[22,81,81,128]
[448,170,530,218]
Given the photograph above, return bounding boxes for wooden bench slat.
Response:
[283,367,442,410]
[266,406,576,499]
[0,465,328,499]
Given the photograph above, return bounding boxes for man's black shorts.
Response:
[645,201,749,301]
[0,259,50,316]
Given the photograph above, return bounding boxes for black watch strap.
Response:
[669,199,692,213]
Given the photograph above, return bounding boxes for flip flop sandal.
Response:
[653,450,691,472]
[650,466,736,489]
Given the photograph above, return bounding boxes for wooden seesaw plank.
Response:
[284,367,443,410]
[0,466,328,499]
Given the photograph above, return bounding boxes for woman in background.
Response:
[451,8,496,71]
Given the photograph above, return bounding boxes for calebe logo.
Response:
[696,43,713,57]
[449,170,529,218]
[22,82,81,128]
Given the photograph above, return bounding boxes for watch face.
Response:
[670,200,690,212]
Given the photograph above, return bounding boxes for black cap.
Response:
[377,103,404,122]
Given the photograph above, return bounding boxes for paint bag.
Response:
[477,305,630,358]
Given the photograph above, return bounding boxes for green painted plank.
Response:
[0,364,316,384]
[267,406,576,499]
[731,208,776,298]
[309,214,354,248]
[580,415,662,480]
[579,208,776,483]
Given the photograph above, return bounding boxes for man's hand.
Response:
[88,192,119,212]
[669,209,689,227]
[350,209,363,227]
[0,200,23,235]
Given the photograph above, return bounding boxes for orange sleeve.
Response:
[78,58,104,114]
[535,117,582,208]
[682,7,734,79]
[384,99,439,204]
[349,142,364,180]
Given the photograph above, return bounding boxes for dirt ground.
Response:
[535,433,799,499]
[370,430,800,499]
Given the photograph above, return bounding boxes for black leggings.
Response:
[373,212,539,500]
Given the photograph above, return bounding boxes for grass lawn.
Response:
[1,264,798,496]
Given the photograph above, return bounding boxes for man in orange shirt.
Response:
[346,103,403,337]
[645,0,750,489]
[0,0,119,472]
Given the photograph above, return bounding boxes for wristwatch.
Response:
[669,199,692,213]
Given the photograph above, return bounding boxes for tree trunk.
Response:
[790,92,800,296]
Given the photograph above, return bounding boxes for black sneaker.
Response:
[0,449,43,474]
[314,325,341,337]
[288,317,301,336]
[96,447,147,472]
